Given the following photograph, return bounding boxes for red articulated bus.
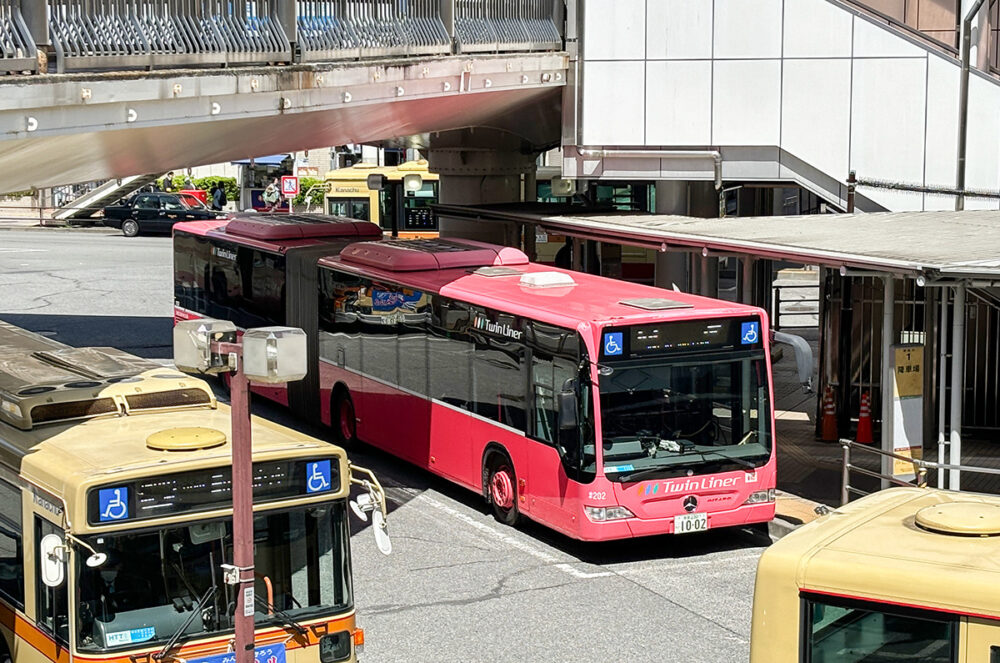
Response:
[174,215,777,541]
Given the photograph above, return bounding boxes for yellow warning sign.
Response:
[893,445,924,477]
[893,346,923,399]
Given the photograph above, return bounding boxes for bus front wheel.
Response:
[333,390,358,449]
[486,454,520,527]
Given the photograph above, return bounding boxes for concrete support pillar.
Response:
[654,180,688,291]
[690,181,720,298]
[429,128,536,245]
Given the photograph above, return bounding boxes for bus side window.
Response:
[317,270,365,374]
[428,298,473,410]
[0,480,23,608]
[992,645,1000,663]
[470,308,525,432]
[34,517,68,644]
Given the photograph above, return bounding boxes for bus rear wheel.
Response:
[333,390,358,449]
[486,456,520,527]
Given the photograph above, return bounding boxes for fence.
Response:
[0,0,562,73]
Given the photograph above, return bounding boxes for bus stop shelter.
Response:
[436,203,1000,494]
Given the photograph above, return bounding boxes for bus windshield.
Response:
[599,352,771,480]
[75,504,352,652]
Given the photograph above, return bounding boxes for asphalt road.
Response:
[0,230,770,662]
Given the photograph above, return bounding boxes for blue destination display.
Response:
[189,643,286,663]
[602,317,764,359]
[87,457,340,525]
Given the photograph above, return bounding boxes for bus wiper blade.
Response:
[154,586,216,660]
[696,450,758,470]
[254,595,308,637]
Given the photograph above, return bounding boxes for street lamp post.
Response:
[174,321,307,663]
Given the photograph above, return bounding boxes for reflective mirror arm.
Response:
[65,532,108,568]
[349,463,388,522]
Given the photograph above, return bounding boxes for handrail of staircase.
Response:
[830,0,959,57]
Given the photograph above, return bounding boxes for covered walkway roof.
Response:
[436,204,1000,280]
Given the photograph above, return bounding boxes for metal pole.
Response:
[846,170,856,213]
[956,0,988,211]
[741,257,755,305]
[949,282,966,490]
[841,442,851,506]
[880,275,895,489]
[230,357,255,663]
[938,289,949,488]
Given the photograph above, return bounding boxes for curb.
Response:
[0,223,116,233]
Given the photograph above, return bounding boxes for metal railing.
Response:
[0,0,562,74]
[771,281,820,331]
[0,0,37,73]
[840,439,1000,505]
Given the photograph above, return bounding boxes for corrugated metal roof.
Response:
[435,204,1000,279]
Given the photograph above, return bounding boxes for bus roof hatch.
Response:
[339,238,528,272]
[225,214,383,241]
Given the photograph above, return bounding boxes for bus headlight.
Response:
[584,505,635,522]
[744,489,776,505]
[319,631,352,662]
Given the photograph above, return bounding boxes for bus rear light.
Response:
[353,628,365,655]
[584,505,635,522]
[744,489,776,505]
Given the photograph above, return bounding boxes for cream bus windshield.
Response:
[76,504,352,652]
[599,353,771,479]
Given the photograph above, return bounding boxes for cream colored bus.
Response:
[323,160,438,238]
[751,487,1000,662]
[0,320,386,663]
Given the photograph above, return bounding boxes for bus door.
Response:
[29,491,70,654]
[964,617,1000,662]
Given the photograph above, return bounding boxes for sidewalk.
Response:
[0,216,113,231]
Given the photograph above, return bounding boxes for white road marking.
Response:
[0,248,46,253]
[415,493,613,579]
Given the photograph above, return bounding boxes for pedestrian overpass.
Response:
[3,0,1000,213]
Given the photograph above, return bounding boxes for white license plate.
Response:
[674,512,709,534]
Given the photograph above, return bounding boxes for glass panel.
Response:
[134,195,159,210]
[318,270,366,374]
[76,504,352,653]
[0,480,22,607]
[173,233,210,315]
[162,196,186,211]
[807,598,956,663]
[328,199,370,221]
[35,517,68,643]
[599,353,771,478]
[471,308,525,431]
[428,299,473,409]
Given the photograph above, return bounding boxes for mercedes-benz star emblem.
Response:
[682,495,698,513]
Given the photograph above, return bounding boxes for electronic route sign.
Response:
[86,456,339,525]
[601,317,764,360]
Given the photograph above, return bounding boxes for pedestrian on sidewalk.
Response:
[211,183,227,211]
[162,172,176,192]
[262,179,280,212]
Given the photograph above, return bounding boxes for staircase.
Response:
[52,174,162,222]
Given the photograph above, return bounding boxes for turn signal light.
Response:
[353,628,365,655]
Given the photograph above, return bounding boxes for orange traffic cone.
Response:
[856,391,873,444]
[821,386,838,442]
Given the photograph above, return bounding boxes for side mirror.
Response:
[39,534,66,588]
[557,390,578,430]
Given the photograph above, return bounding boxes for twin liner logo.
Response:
[473,315,523,340]
[640,475,741,496]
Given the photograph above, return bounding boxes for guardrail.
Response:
[771,281,820,330]
[840,439,1000,505]
[0,0,562,74]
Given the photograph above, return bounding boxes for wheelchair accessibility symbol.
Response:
[98,487,129,522]
[603,332,623,357]
[306,460,332,494]
[741,322,760,345]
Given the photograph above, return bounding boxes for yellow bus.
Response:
[750,487,1000,662]
[0,320,387,663]
[323,160,439,238]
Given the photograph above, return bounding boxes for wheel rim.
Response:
[490,466,515,510]
[123,221,137,235]
[338,398,355,441]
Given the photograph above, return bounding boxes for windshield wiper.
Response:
[254,595,308,637]
[154,586,216,660]
[696,450,759,470]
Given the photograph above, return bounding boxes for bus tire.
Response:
[121,219,140,237]
[332,388,358,449]
[485,452,520,527]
